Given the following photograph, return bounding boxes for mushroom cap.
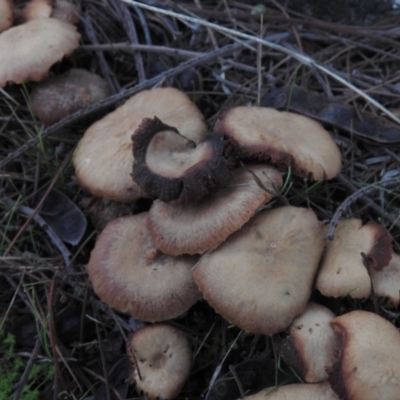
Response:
[370,252,400,307]
[132,117,234,203]
[329,310,400,400]
[148,164,282,256]
[0,18,80,87]
[87,213,200,322]
[127,324,192,400]
[20,0,53,21]
[31,68,111,125]
[73,87,207,203]
[193,206,326,335]
[238,382,340,400]
[0,0,13,33]
[315,219,392,299]
[278,302,341,383]
[214,106,342,180]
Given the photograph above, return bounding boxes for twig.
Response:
[326,176,400,240]
[205,330,242,400]
[83,12,120,93]
[124,0,400,126]
[80,42,203,58]
[113,0,146,83]
[3,152,72,261]
[2,197,71,266]
[13,339,42,400]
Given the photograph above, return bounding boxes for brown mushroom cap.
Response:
[148,164,282,256]
[315,219,392,299]
[0,0,13,33]
[31,68,111,125]
[193,206,326,335]
[0,18,80,87]
[329,310,400,400]
[73,87,207,203]
[127,324,192,400]
[87,213,200,322]
[20,0,53,21]
[214,106,342,180]
[132,117,234,203]
[238,382,340,400]
[370,252,400,307]
[277,302,341,383]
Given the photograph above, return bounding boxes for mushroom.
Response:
[315,219,392,299]
[193,206,326,335]
[148,163,282,255]
[329,310,400,400]
[131,116,235,204]
[277,302,341,383]
[0,0,13,33]
[73,87,207,203]
[370,252,400,307]
[237,382,340,399]
[87,213,200,322]
[214,106,342,180]
[127,324,192,400]
[31,68,111,125]
[0,18,80,87]
[20,0,53,21]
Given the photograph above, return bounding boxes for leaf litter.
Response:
[1,1,400,398]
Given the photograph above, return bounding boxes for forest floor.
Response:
[1,1,400,399]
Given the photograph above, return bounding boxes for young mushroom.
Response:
[0,18,80,87]
[127,324,192,400]
[370,252,400,307]
[73,87,207,203]
[87,213,200,322]
[131,116,235,204]
[31,68,111,125]
[0,0,13,33]
[276,302,341,383]
[238,382,340,400]
[214,106,342,181]
[315,219,392,299]
[329,310,400,400]
[193,206,326,335]
[20,0,53,22]
[147,163,282,255]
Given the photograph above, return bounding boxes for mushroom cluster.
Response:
[75,85,400,398]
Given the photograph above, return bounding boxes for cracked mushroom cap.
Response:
[370,252,400,307]
[0,18,80,88]
[214,106,341,180]
[131,117,234,204]
[277,302,341,383]
[87,213,200,322]
[127,324,192,400]
[31,68,110,125]
[148,164,282,256]
[73,87,207,203]
[0,0,13,33]
[315,219,392,299]
[238,382,340,400]
[193,206,326,335]
[329,310,400,400]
